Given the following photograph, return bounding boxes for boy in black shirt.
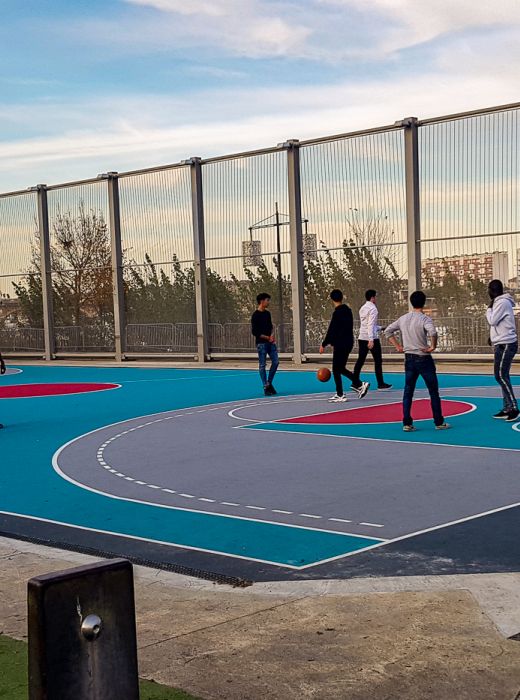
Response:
[320,289,369,403]
[251,293,279,396]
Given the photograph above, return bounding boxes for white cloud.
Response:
[121,0,312,58]
[0,63,518,191]
[321,0,520,53]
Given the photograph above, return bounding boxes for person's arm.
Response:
[384,319,403,353]
[367,305,378,348]
[0,352,5,375]
[320,314,335,353]
[421,316,438,353]
[486,299,508,327]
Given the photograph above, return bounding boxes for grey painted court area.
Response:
[54,387,520,542]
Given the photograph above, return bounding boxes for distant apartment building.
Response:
[422,251,509,286]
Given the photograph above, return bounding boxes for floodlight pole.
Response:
[105,172,126,361]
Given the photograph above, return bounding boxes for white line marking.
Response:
[221,502,240,507]
[245,505,266,511]
[329,518,352,524]
[299,513,322,519]
[359,522,385,528]
[198,498,216,503]
[179,493,195,498]
[272,510,293,515]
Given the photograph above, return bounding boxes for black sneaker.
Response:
[377,383,392,391]
[505,409,520,422]
[493,410,509,419]
[264,384,276,396]
[0,423,3,429]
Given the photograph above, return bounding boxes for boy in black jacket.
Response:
[320,290,369,403]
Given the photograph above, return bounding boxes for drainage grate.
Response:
[0,529,253,588]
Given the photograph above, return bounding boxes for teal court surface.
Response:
[0,364,519,583]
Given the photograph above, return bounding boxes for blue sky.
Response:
[0,0,519,191]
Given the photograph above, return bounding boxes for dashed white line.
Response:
[329,518,352,524]
[94,403,386,532]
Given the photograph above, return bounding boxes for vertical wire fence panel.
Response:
[47,181,114,352]
[202,151,292,352]
[0,192,44,352]
[300,129,408,352]
[419,108,520,352]
[119,166,196,353]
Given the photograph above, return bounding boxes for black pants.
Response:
[354,339,384,387]
[332,347,361,396]
[493,342,518,411]
[403,354,444,427]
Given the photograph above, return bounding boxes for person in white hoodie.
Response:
[486,279,519,422]
[353,289,392,390]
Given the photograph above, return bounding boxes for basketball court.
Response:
[1,364,519,583]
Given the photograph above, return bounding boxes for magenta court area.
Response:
[0,363,519,583]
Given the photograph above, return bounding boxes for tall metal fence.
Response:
[1,102,519,361]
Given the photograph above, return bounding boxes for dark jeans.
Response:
[493,342,518,411]
[257,342,279,387]
[354,339,385,387]
[332,346,361,396]
[403,354,444,427]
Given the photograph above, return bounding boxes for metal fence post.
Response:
[105,172,126,361]
[402,117,421,302]
[36,185,55,361]
[285,140,306,364]
[188,157,209,362]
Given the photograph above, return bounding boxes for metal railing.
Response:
[1,101,519,361]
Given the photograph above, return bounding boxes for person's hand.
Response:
[269,335,275,343]
[319,345,325,355]
[421,346,435,353]
[368,340,374,350]
[0,359,6,375]
[395,344,404,353]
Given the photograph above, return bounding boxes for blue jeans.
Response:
[257,342,279,387]
[493,342,518,411]
[403,354,444,427]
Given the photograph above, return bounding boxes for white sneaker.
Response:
[329,394,347,403]
[352,381,370,399]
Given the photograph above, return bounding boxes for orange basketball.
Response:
[317,367,331,382]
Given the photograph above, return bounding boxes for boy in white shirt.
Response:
[353,289,392,391]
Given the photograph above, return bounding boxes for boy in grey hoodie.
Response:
[486,279,519,422]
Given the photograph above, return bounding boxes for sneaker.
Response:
[267,384,277,396]
[329,394,347,403]
[356,381,370,399]
[493,410,509,419]
[403,425,416,432]
[435,423,451,430]
[505,409,520,422]
[377,383,393,391]
[0,423,3,429]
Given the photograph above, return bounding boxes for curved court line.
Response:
[230,397,477,426]
[0,382,122,399]
[52,401,385,542]
[4,368,23,376]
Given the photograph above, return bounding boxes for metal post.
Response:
[403,117,421,302]
[36,185,55,361]
[188,158,209,362]
[106,172,126,361]
[274,202,285,352]
[285,140,306,364]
